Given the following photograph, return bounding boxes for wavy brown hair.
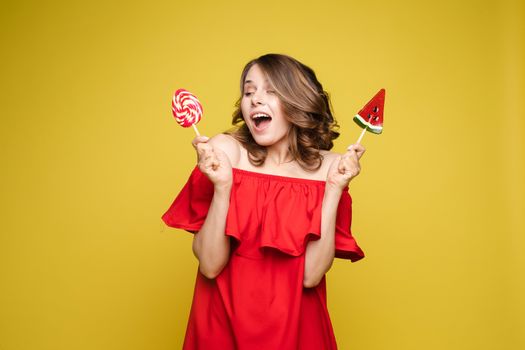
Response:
[224,53,340,171]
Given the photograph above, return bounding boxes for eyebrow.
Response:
[244,79,269,85]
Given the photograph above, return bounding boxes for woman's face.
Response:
[241,64,291,147]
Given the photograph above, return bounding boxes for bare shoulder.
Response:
[320,150,342,163]
[311,150,339,179]
[207,133,241,166]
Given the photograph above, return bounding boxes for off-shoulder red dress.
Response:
[161,165,364,350]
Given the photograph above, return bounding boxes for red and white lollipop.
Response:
[171,88,203,136]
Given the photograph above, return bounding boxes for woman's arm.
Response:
[303,187,342,288]
[190,134,240,279]
[303,144,365,288]
[192,183,232,279]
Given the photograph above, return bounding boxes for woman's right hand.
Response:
[192,135,233,189]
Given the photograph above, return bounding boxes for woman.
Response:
[162,53,365,349]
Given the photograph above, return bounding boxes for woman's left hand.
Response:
[326,143,366,192]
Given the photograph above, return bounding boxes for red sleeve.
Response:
[161,165,214,233]
[334,190,365,262]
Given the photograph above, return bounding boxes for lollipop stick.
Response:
[192,124,201,137]
[356,125,368,144]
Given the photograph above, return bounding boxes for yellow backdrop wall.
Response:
[1,0,523,349]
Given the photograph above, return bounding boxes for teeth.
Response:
[252,113,270,119]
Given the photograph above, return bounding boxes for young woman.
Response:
[162,53,365,349]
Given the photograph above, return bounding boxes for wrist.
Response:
[324,182,344,197]
[214,182,232,194]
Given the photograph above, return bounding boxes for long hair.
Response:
[224,53,340,171]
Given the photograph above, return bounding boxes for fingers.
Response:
[199,146,219,170]
[192,135,210,150]
[336,155,350,176]
[191,135,220,171]
[346,143,366,159]
[339,150,361,179]
[338,159,360,178]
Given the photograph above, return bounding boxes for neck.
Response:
[266,139,294,166]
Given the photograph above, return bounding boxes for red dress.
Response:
[162,165,364,350]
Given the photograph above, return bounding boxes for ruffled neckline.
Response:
[232,167,327,185]
[162,164,363,261]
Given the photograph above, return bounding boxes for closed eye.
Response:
[243,90,274,97]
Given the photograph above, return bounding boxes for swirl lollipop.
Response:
[171,88,202,136]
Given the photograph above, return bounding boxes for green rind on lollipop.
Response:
[353,114,383,134]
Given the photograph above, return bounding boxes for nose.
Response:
[251,91,265,105]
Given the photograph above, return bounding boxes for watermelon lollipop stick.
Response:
[353,89,385,144]
[171,88,203,136]
[356,124,368,144]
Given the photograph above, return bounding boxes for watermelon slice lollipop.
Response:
[354,88,385,144]
[171,88,203,136]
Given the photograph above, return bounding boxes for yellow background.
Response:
[1,0,524,349]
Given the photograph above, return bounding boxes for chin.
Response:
[252,137,271,147]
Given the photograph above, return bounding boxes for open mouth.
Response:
[252,113,272,129]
